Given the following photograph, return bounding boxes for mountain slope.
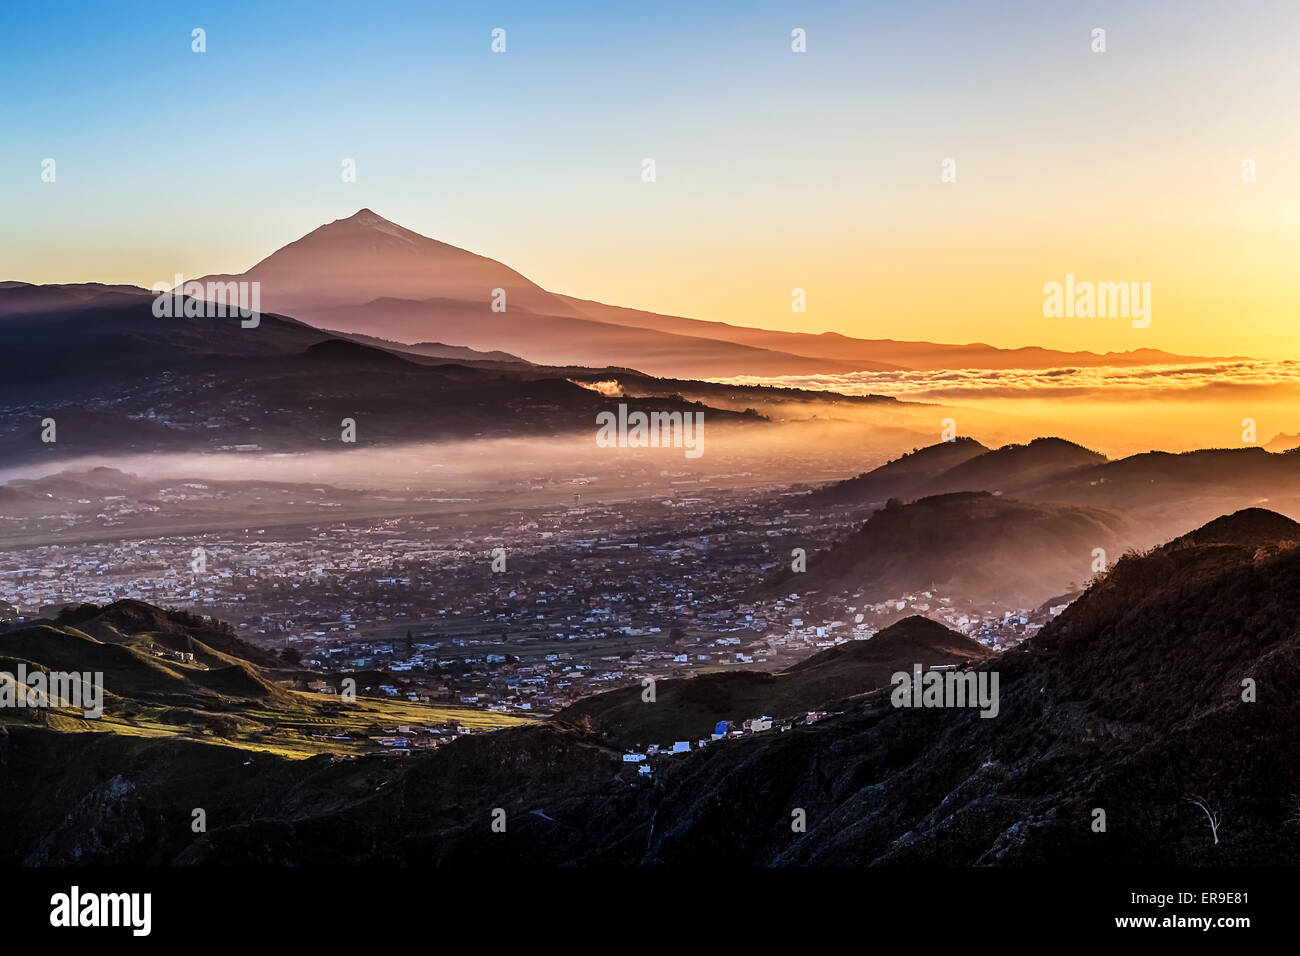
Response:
[6,511,1300,865]
[811,437,1106,508]
[191,209,1219,376]
[807,437,990,506]
[1005,446,1300,544]
[783,614,992,683]
[555,615,991,748]
[921,437,1107,496]
[0,281,151,315]
[306,294,881,377]
[192,210,899,378]
[619,508,1300,866]
[197,209,575,315]
[0,601,294,713]
[0,294,754,463]
[783,491,1137,607]
[559,293,1216,371]
[813,440,1300,564]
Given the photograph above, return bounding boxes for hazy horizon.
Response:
[5,0,1300,359]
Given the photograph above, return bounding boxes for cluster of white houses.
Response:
[619,710,833,774]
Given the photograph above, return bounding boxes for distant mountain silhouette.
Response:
[196,209,576,314]
[0,294,750,463]
[189,210,897,378]
[560,292,1217,371]
[0,281,151,314]
[1264,431,1300,453]
[188,209,1214,376]
[330,331,529,365]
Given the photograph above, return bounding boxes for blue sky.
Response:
[3,0,1299,356]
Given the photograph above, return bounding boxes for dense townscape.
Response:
[0,472,1052,732]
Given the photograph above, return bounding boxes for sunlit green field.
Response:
[4,679,531,760]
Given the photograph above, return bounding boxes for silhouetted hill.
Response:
[302,337,422,368]
[190,209,894,378]
[325,331,529,365]
[184,208,1215,376]
[921,437,1106,496]
[785,615,992,681]
[0,296,751,463]
[0,295,335,392]
[554,615,991,748]
[0,282,151,314]
[780,491,1136,607]
[1168,507,1300,549]
[1066,447,1285,492]
[807,437,988,506]
[810,437,1106,507]
[813,441,1300,568]
[1010,447,1300,543]
[1264,431,1300,453]
[558,294,1216,371]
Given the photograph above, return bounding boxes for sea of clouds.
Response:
[713,360,1300,403]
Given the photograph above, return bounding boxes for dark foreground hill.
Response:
[5,510,1300,865]
[554,616,992,748]
[0,600,527,863]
